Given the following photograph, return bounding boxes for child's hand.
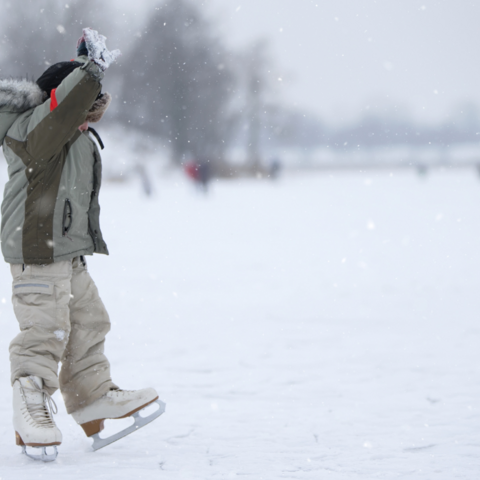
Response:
[77,28,121,71]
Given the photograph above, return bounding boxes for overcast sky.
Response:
[204,0,480,125]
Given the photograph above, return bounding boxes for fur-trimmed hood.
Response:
[86,92,111,123]
[0,78,111,144]
[0,79,44,112]
[0,79,44,144]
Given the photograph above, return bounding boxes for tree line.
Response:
[0,0,274,173]
[1,0,479,173]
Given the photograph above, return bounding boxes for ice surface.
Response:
[0,166,479,478]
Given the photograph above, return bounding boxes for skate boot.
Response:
[72,388,165,451]
[13,376,62,462]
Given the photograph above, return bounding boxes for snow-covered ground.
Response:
[0,167,480,479]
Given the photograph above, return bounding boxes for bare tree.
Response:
[243,40,270,171]
[0,0,63,78]
[119,0,237,167]
[0,0,112,79]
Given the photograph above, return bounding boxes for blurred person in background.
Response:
[184,158,212,193]
[197,159,212,192]
[268,156,282,180]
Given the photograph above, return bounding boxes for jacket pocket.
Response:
[13,280,54,295]
[62,198,72,236]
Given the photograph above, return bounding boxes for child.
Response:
[0,28,163,461]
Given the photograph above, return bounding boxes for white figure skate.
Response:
[71,388,165,451]
[13,376,62,462]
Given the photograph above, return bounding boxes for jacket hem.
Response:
[3,246,103,265]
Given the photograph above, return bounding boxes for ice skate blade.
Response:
[91,399,166,451]
[21,445,58,462]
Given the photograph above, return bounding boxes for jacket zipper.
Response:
[62,198,72,237]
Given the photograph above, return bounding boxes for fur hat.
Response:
[86,92,111,123]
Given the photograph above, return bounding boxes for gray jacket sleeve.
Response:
[25,61,104,162]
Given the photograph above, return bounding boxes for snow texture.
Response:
[0,164,479,478]
[54,330,66,342]
[82,28,121,72]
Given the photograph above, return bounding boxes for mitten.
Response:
[76,28,121,71]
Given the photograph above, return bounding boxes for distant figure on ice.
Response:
[135,163,153,197]
[268,157,282,180]
[0,28,164,461]
[197,159,212,191]
[184,158,212,192]
[184,159,200,183]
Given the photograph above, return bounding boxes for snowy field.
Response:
[1,167,480,479]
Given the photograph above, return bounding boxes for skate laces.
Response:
[108,389,135,397]
[20,380,58,428]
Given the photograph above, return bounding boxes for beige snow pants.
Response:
[9,257,117,414]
